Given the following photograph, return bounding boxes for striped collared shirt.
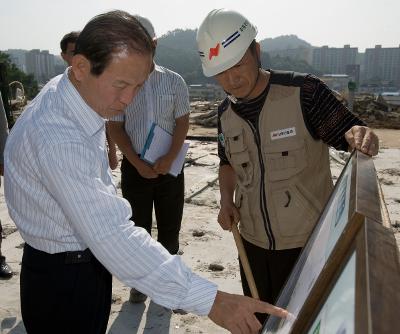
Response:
[111,64,189,154]
[4,70,216,315]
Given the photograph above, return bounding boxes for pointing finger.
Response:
[252,300,288,319]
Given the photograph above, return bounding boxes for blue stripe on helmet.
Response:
[222,31,240,46]
[223,34,240,48]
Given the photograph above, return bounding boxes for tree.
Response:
[0,51,39,99]
[269,54,322,76]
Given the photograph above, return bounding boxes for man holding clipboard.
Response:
[108,15,190,304]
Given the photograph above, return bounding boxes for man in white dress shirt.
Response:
[4,10,286,334]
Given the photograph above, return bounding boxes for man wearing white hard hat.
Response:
[197,8,379,324]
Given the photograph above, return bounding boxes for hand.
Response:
[345,125,379,156]
[136,160,158,179]
[218,202,240,231]
[105,127,118,170]
[153,154,174,175]
[108,149,118,170]
[208,291,288,334]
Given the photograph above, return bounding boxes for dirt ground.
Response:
[371,128,400,148]
[0,127,399,334]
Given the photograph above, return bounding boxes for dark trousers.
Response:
[121,157,184,255]
[239,237,302,325]
[0,220,3,258]
[21,244,112,334]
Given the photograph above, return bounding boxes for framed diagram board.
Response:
[262,150,400,334]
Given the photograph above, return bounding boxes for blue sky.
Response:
[1,0,398,54]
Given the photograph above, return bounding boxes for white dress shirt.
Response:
[4,70,217,315]
[111,64,190,154]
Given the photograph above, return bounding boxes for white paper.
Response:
[141,124,189,177]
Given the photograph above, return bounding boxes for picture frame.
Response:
[262,150,400,333]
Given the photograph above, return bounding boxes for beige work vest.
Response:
[220,80,333,250]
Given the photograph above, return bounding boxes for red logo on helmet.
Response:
[209,43,220,60]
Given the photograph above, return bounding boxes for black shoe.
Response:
[129,288,147,303]
[0,257,13,279]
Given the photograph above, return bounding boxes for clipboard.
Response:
[140,123,189,177]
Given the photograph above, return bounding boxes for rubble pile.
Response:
[352,95,400,129]
[189,97,400,129]
[190,101,219,127]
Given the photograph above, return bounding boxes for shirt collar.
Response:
[153,63,164,73]
[144,64,164,87]
[58,68,105,137]
[149,63,164,78]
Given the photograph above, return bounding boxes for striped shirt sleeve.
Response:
[37,140,217,315]
[301,75,365,151]
[173,75,190,119]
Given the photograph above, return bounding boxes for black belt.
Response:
[24,243,93,265]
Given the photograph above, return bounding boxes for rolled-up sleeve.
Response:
[173,76,190,119]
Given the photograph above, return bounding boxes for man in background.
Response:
[0,92,12,279]
[60,31,79,67]
[108,15,189,304]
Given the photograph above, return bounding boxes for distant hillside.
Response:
[157,29,198,51]
[155,29,211,84]
[155,30,320,83]
[259,35,313,52]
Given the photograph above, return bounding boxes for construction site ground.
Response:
[0,128,399,334]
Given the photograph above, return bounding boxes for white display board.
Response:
[307,252,356,334]
[263,156,353,334]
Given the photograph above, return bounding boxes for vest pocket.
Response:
[263,139,307,181]
[225,128,246,153]
[230,151,254,187]
[272,183,319,238]
[225,129,254,187]
[235,190,255,236]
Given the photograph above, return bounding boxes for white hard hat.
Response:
[196,9,257,77]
